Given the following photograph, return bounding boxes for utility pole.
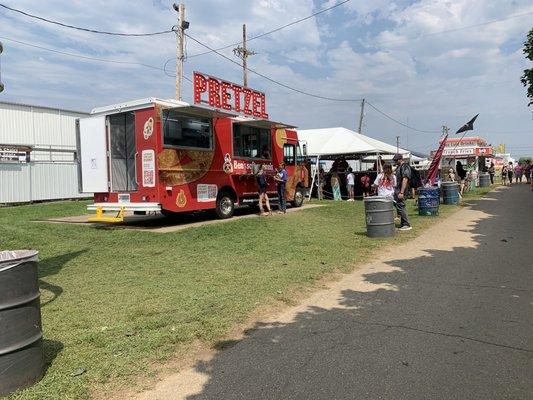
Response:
[396,135,400,153]
[173,3,188,100]
[0,41,4,93]
[233,24,256,87]
[357,98,365,134]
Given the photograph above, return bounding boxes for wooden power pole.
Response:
[357,98,365,134]
[233,24,256,87]
[173,3,187,100]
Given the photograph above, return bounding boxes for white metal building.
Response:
[0,101,90,203]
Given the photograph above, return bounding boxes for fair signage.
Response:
[193,71,269,119]
[0,145,30,163]
[442,147,475,157]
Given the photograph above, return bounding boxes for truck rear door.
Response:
[76,115,108,193]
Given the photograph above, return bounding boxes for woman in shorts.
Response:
[257,164,271,215]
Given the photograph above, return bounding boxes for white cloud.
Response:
[0,0,532,156]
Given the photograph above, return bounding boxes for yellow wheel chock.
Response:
[88,206,125,223]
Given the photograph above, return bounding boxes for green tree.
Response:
[521,28,533,106]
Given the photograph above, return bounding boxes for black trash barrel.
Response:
[0,250,43,397]
[441,181,460,205]
[478,173,490,187]
[364,196,395,238]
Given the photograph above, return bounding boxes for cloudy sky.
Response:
[0,0,532,157]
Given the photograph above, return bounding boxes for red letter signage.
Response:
[193,71,268,119]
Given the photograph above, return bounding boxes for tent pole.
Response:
[309,155,319,201]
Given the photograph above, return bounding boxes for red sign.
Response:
[475,147,493,156]
[193,71,268,119]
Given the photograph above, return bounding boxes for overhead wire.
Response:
[0,3,173,36]
[0,35,171,73]
[184,32,364,102]
[365,101,440,134]
[187,0,351,58]
[185,32,442,133]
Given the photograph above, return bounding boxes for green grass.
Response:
[1,189,491,399]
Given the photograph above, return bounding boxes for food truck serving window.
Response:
[284,144,295,165]
[162,109,212,149]
[233,124,272,159]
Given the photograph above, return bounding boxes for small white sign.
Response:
[142,150,156,188]
[118,193,130,203]
[197,184,218,202]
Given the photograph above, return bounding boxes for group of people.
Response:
[256,162,288,216]
[332,154,413,231]
[501,160,532,187]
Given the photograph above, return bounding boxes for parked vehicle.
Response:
[77,96,309,221]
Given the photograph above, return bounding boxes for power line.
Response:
[187,0,351,58]
[376,10,533,46]
[366,101,440,134]
[0,35,170,72]
[184,32,364,102]
[0,3,173,36]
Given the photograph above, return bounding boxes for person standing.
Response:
[507,162,514,184]
[256,164,271,216]
[274,162,288,214]
[360,173,371,197]
[514,163,522,183]
[456,161,467,194]
[501,164,508,186]
[524,160,532,184]
[393,154,412,231]
[346,167,355,201]
[331,172,342,201]
[488,162,495,185]
[373,164,397,198]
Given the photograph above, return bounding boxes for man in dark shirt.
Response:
[274,162,288,214]
[393,154,412,231]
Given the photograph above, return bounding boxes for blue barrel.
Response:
[418,187,440,216]
[441,181,460,205]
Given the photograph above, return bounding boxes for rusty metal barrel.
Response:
[0,250,43,397]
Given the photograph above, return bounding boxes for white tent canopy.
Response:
[297,127,410,158]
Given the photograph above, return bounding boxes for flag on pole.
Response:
[456,114,479,134]
[425,133,448,186]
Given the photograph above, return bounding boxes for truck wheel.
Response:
[215,192,235,219]
[291,187,304,208]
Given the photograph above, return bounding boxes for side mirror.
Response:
[302,143,307,156]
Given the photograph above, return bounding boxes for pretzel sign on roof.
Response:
[193,71,268,119]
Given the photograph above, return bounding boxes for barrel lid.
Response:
[364,196,393,202]
[0,250,39,272]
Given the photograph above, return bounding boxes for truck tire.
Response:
[215,192,235,219]
[291,186,304,208]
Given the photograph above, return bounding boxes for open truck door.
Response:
[76,116,108,193]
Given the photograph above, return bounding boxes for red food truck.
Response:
[76,72,309,222]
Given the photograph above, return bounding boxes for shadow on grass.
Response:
[43,339,64,375]
[39,250,87,307]
[184,186,533,400]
